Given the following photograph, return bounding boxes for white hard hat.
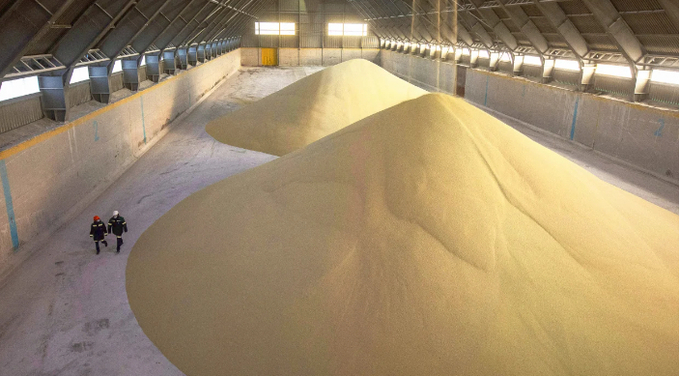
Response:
[113,210,119,216]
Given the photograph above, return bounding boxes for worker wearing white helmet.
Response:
[107,210,128,253]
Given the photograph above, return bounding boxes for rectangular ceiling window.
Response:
[650,69,679,85]
[255,22,296,35]
[328,23,368,36]
[554,59,580,71]
[523,55,542,66]
[0,76,41,102]
[595,64,632,78]
[70,66,90,84]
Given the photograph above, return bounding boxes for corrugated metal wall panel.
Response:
[325,36,343,48]
[522,65,542,79]
[362,36,379,48]
[342,37,361,48]
[553,69,580,86]
[67,81,92,108]
[0,94,43,134]
[648,82,679,106]
[593,74,634,98]
[280,35,299,48]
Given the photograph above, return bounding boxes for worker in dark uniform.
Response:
[108,210,128,253]
[90,216,108,254]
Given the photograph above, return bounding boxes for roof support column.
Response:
[542,58,554,84]
[145,54,163,82]
[38,76,68,122]
[162,50,177,74]
[177,47,189,69]
[88,65,111,103]
[188,45,198,66]
[634,68,652,102]
[122,59,141,91]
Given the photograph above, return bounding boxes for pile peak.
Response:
[205,59,427,156]
[129,93,678,376]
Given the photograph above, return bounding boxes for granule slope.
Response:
[204,59,427,156]
[127,93,678,376]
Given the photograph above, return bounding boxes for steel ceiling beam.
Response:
[466,0,517,50]
[169,1,221,48]
[531,0,588,58]
[130,0,198,54]
[0,0,79,81]
[51,0,138,75]
[495,0,547,54]
[98,0,173,71]
[656,0,678,30]
[579,0,644,64]
[154,0,214,50]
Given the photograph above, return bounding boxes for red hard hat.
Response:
[93,216,100,221]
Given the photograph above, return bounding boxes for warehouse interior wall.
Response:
[240,0,379,66]
[0,50,241,281]
[379,49,679,184]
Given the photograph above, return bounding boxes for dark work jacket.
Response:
[90,221,107,241]
[108,216,128,237]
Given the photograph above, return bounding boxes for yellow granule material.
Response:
[205,59,426,156]
[128,93,678,376]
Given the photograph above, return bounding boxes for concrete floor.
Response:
[0,65,676,376]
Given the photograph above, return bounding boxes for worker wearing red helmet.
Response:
[89,215,108,254]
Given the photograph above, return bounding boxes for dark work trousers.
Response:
[95,240,108,254]
[116,237,124,252]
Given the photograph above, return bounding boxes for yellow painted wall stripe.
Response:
[0,50,240,161]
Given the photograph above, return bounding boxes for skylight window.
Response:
[650,69,679,85]
[554,59,580,71]
[595,63,632,78]
[255,22,296,35]
[70,67,90,84]
[328,23,367,36]
[0,76,40,102]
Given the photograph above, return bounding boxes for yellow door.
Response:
[261,48,278,66]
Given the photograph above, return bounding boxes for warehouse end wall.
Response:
[240,47,380,67]
[380,49,679,183]
[0,49,241,281]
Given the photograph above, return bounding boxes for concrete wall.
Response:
[0,49,241,281]
[380,49,679,183]
[241,47,380,67]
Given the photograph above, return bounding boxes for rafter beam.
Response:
[496,0,548,54]
[532,0,588,58]
[0,0,78,80]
